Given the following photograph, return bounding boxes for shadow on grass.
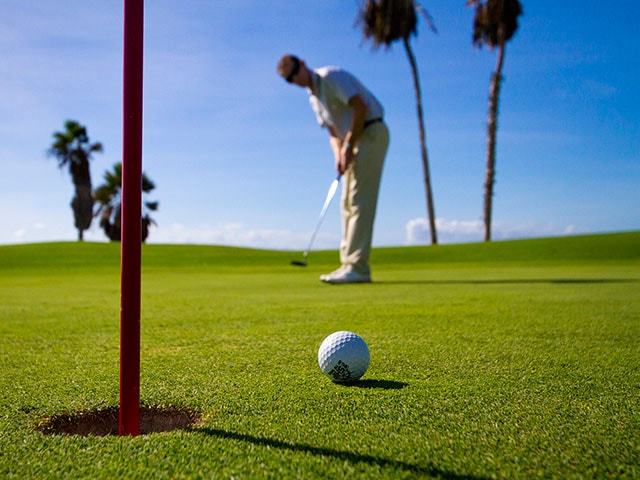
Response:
[337,379,408,390]
[375,278,638,286]
[194,427,487,479]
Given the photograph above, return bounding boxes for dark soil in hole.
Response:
[37,406,201,436]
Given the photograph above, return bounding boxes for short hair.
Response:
[277,54,300,78]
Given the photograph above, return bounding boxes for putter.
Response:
[291,174,341,267]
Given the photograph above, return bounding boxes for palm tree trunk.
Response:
[483,42,505,242]
[403,37,438,245]
[70,160,94,242]
[71,184,93,242]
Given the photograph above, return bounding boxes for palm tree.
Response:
[468,0,522,241]
[94,163,158,242]
[48,120,102,241]
[359,0,438,245]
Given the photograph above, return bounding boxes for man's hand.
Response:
[330,94,368,175]
[337,142,355,175]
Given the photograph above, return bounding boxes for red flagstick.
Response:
[119,0,144,436]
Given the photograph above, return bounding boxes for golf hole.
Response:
[37,406,201,436]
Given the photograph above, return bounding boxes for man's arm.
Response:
[337,94,369,175]
[344,94,369,148]
[328,126,343,172]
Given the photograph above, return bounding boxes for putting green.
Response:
[1,232,638,478]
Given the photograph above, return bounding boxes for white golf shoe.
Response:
[319,266,346,282]
[320,267,371,284]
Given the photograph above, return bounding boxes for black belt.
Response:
[364,117,383,129]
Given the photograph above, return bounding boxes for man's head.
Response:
[277,54,312,88]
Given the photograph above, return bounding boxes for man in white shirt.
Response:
[277,54,390,284]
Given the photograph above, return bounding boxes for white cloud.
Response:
[0,207,108,244]
[13,229,27,241]
[149,222,339,251]
[10,222,50,243]
[0,214,583,249]
[405,218,484,244]
[0,205,340,249]
[405,217,580,245]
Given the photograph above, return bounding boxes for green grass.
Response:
[1,232,639,479]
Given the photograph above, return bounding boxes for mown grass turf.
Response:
[1,232,639,479]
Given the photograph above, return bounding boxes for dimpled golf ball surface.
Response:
[318,331,370,382]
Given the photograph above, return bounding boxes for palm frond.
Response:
[470,0,522,48]
[90,142,104,154]
[94,185,113,205]
[415,3,437,34]
[359,0,418,48]
[142,174,155,193]
[143,214,157,227]
[94,162,159,240]
[48,120,102,170]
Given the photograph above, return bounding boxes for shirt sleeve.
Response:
[309,96,328,129]
[325,70,360,105]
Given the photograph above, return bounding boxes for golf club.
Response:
[291,174,341,267]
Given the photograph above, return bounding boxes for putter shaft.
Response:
[303,175,341,257]
[291,175,341,267]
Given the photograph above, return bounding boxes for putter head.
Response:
[290,260,307,267]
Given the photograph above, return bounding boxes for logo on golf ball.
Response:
[318,331,370,382]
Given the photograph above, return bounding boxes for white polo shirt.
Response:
[308,66,384,139]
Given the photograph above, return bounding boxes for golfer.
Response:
[278,55,389,284]
[277,54,389,284]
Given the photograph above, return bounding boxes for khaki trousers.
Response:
[340,122,389,275]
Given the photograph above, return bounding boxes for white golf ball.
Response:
[318,331,370,382]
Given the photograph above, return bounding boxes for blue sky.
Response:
[1,1,638,248]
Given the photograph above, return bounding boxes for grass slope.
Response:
[1,232,639,479]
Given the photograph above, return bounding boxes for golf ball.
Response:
[318,331,370,382]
